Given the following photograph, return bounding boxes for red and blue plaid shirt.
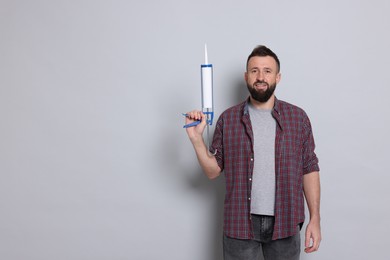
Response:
[210,97,320,240]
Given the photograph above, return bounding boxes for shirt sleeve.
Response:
[210,115,224,172]
[302,114,320,174]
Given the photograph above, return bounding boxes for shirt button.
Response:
[248,197,251,201]
[250,158,254,161]
[249,178,252,181]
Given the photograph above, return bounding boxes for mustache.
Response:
[254,80,269,87]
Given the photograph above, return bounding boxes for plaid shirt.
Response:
[210,97,320,240]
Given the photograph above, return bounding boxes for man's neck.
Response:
[249,95,275,110]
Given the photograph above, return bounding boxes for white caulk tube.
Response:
[201,44,214,152]
[201,44,213,126]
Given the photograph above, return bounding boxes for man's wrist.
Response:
[309,215,321,222]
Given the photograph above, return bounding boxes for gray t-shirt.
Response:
[248,103,276,216]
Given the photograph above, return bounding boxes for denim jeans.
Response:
[223,215,301,260]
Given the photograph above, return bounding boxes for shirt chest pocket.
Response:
[278,131,302,161]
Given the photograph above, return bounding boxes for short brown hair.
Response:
[246,45,280,72]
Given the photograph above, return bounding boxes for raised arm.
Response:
[185,110,221,179]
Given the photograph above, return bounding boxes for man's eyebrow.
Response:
[248,66,274,71]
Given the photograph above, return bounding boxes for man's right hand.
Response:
[184,110,207,142]
[183,110,221,179]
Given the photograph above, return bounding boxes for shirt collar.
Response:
[242,96,283,130]
[242,96,281,114]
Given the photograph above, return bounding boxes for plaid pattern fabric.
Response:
[210,97,319,240]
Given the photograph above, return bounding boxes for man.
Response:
[185,45,321,260]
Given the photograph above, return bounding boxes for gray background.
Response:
[1,0,389,259]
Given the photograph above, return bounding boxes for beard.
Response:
[246,80,276,103]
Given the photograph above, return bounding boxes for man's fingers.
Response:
[304,234,321,253]
[305,230,311,248]
[185,110,203,121]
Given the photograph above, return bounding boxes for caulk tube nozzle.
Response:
[204,44,208,64]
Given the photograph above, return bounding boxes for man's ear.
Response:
[276,72,281,84]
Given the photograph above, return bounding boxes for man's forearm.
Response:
[191,137,221,179]
[185,110,221,179]
[303,171,321,219]
[303,171,321,253]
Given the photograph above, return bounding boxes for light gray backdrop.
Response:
[1,0,389,259]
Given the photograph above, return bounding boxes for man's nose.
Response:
[256,71,264,81]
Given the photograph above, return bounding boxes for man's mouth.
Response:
[254,81,268,90]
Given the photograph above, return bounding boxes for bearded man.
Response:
[184,45,321,260]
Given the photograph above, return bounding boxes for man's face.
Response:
[245,56,281,103]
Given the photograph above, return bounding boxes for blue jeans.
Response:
[223,215,301,260]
